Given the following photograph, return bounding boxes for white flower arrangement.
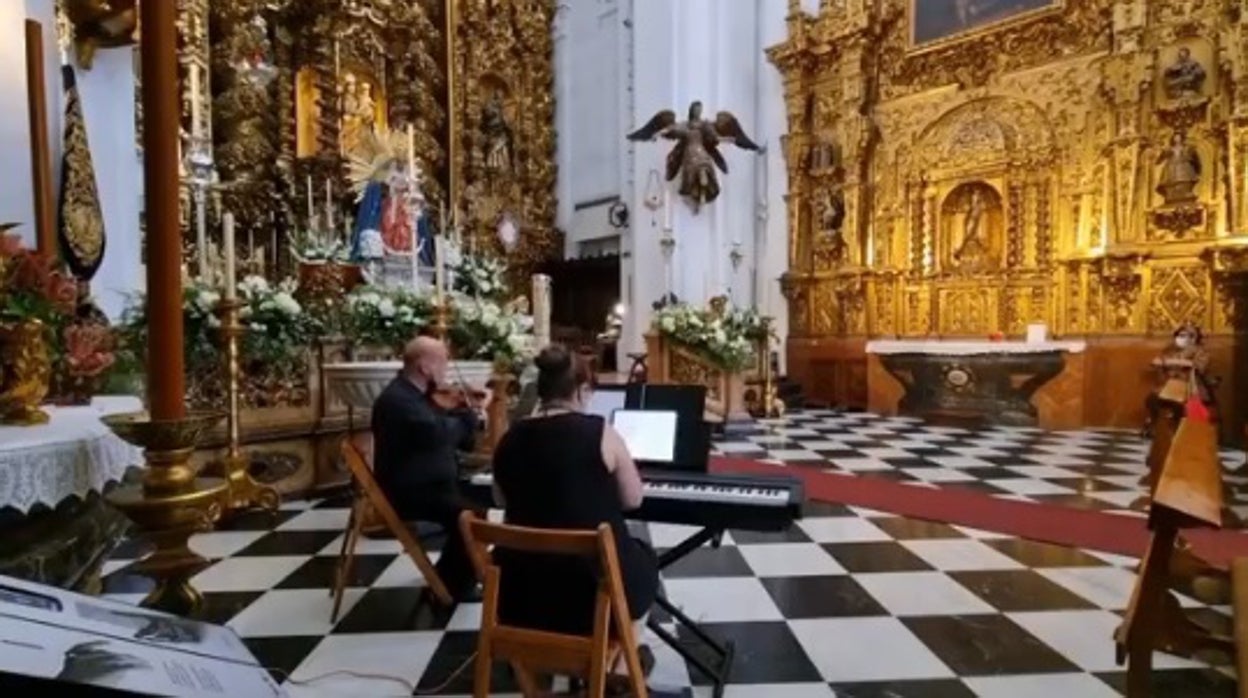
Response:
[450,252,508,301]
[652,302,768,371]
[234,275,312,367]
[343,285,434,352]
[291,228,350,263]
[449,292,536,366]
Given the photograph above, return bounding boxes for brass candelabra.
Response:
[216,298,281,514]
[432,295,451,340]
[103,412,228,616]
[758,324,783,419]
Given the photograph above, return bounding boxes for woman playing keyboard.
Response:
[489,344,658,683]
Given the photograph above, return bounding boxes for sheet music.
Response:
[610,410,678,463]
[587,390,626,420]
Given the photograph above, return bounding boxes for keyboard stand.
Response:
[646,526,735,698]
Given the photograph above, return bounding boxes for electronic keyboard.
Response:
[463,469,802,532]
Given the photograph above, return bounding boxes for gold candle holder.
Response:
[216,298,281,514]
[103,412,228,616]
[432,297,451,340]
[759,323,783,419]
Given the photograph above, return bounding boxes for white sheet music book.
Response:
[0,575,284,696]
[587,390,626,420]
[610,409,678,463]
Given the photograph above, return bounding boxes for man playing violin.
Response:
[372,335,486,601]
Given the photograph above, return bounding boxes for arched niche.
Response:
[907,96,1058,275]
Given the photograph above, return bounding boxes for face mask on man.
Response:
[1175,335,1192,349]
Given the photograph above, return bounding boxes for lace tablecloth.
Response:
[0,397,144,514]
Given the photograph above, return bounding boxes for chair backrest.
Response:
[340,441,421,551]
[464,514,631,625]
[459,512,648,695]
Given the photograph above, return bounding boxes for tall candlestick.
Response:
[306,176,314,222]
[407,124,417,176]
[140,0,185,420]
[189,63,201,137]
[325,180,335,231]
[532,274,552,348]
[663,187,673,230]
[223,213,237,301]
[434,235,446,300]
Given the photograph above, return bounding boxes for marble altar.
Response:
[865,340,1087,428]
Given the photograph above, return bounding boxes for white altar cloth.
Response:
[0,396,143,514]
[865,340,1087,356]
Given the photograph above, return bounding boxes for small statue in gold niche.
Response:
[1155,131,1201,205]
[628,101,761,213]
[1163,47,1206,101]
[953,189,989,269]
[340,74,377,155]
[1144,322,1215,435]
[481,94,514,175]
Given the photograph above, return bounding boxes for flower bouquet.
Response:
[651,302,762,372]
[0,231,78,423]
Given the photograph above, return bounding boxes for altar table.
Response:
[865,340,1087,429]
[0,397,143,513]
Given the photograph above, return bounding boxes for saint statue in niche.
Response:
[1163,47,1206,100]
[1156,131,1201,205]
[481,93,514,176]
[341,73,378,155]
[942,182,1002,272]
[954,190,989,268]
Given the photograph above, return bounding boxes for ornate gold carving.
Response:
[1096,253,1147,331]
[1148,265,1210,333]
[1149,204,1207,240]
[454,0,560,280]
[669,346,722,403]
[772,0,1247,343]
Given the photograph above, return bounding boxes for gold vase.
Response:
[0,317,52,426]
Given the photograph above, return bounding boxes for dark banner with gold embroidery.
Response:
[57,65,106,282]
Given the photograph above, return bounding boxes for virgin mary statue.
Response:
[346,129,435,266]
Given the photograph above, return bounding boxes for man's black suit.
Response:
[371,374,480,598]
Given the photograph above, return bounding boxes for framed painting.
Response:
[909,0,1063,50]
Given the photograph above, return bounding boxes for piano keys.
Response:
[462,469,803,533]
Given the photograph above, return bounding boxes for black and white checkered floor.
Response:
[98,411,1245,697]
[714,410,1248,517]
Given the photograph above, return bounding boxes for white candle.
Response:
[189,63,202,137]
[223,213,237,301]
[663,187,673,230]
[326,180,335,231]
[434,236,445,300]
[407,124,417,177]
[306,176,314,222]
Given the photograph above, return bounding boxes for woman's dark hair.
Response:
[534,344,592,402]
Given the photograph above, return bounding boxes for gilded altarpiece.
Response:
[192,0,559,282]
[770,0,1248,431]
[173,0,560,493]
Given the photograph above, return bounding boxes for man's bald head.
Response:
[402,335,449,389]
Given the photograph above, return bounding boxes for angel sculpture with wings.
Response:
[628,101,760,212]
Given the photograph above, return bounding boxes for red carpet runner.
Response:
[710,456,1248,569]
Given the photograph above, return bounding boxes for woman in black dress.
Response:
[490,345,659,647]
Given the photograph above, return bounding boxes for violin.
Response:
[431,384,489,412]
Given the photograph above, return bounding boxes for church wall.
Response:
[771,0,1248,435]
[554,0,626,259]
[0,1,141,320]
[593,0,792,369]
[0,0,61,247]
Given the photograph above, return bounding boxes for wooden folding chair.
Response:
[330,441,452,621]
[459,511,647,698]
